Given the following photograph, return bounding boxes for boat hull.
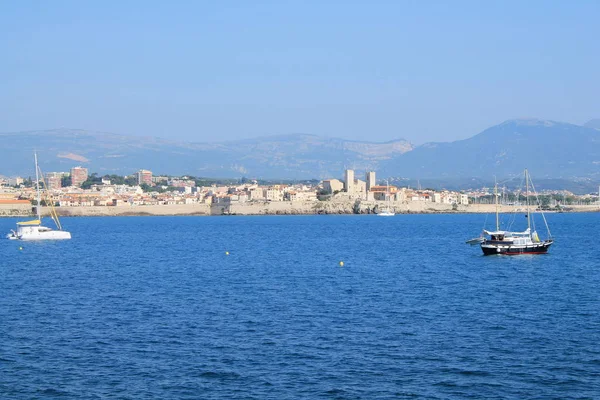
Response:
[481,240,553,255]
[7,225,71,241]
[18,231,72,241]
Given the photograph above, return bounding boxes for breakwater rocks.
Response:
[225,200,467,215]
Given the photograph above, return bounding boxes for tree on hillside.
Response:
[81,173,103,189]
[103,174,125,185]
[124,176,138,186]
[140,183,166,193]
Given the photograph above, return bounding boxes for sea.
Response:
[1,213,599,399]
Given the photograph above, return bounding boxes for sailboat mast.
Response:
[387,179,390,205]
[34,152,41,221]
[494,179,499,231]
[525,169,531,232]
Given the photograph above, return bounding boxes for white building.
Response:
[264,188,283,201]
[8,177,24,186]
[323,179,344,194]
[248,188,265,200]
[354,179,366,195]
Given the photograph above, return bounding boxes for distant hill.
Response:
[0,129,413,179]
[379,119,600,181]
[584,119,600,130]
[388,177,599,194]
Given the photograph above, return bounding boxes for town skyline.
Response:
[1,164,598,221]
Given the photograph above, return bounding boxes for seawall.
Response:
[0,201,596,217]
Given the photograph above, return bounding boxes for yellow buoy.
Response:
[19,247,23,251]
[339,261,344,267]
[225,251,229,255]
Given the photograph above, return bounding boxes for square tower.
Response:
[366,171,376,192]
[344,169,354,193]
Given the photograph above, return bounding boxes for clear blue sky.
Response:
[1,1,599,144]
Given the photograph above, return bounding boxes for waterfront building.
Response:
[286,191,318,202]
[152,176,168,184]
[70,166,88,187]
[264,187,284,202]
[248,187,265,200]
[394,188,407,203]
[323,179,344,194]
[45,172,63,190]
[430,190,467,205]
[354,179,367,195]
[8,177,24,186]
[137,169,153,186]
[370,185,399,201]
[169,179,195,188]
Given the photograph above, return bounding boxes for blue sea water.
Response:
[1,213,599,399]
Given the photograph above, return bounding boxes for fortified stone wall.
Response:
[0,201,597,217]
[0,203,32,216]
[54,204,211,217]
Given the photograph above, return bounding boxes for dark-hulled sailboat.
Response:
[468,169,553,256]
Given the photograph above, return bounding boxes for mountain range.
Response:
[381,119,600,180]
[1,118,599,192]
[0,129,414,179]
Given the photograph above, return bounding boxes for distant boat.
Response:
[377,180,395,216]
[377,209,395,217]
[6,153,71,241]
[467,169,553,255]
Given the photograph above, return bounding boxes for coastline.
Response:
[2,201,598,217]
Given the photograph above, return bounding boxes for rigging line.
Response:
[496,176,517,186]
[496,172,527,187]
[529,180,538,234]
[507,172,526,232]
[506,188,515,231]
[482,211,489,232]
[528,172,551,238]
[37,164,63,231]
[506,204,516,231]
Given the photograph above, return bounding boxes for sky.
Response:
[1,0,599,144]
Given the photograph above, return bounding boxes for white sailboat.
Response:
[378,180,395,216]
[6,153,71,241]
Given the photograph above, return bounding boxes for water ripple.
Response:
[1,214,599,399]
